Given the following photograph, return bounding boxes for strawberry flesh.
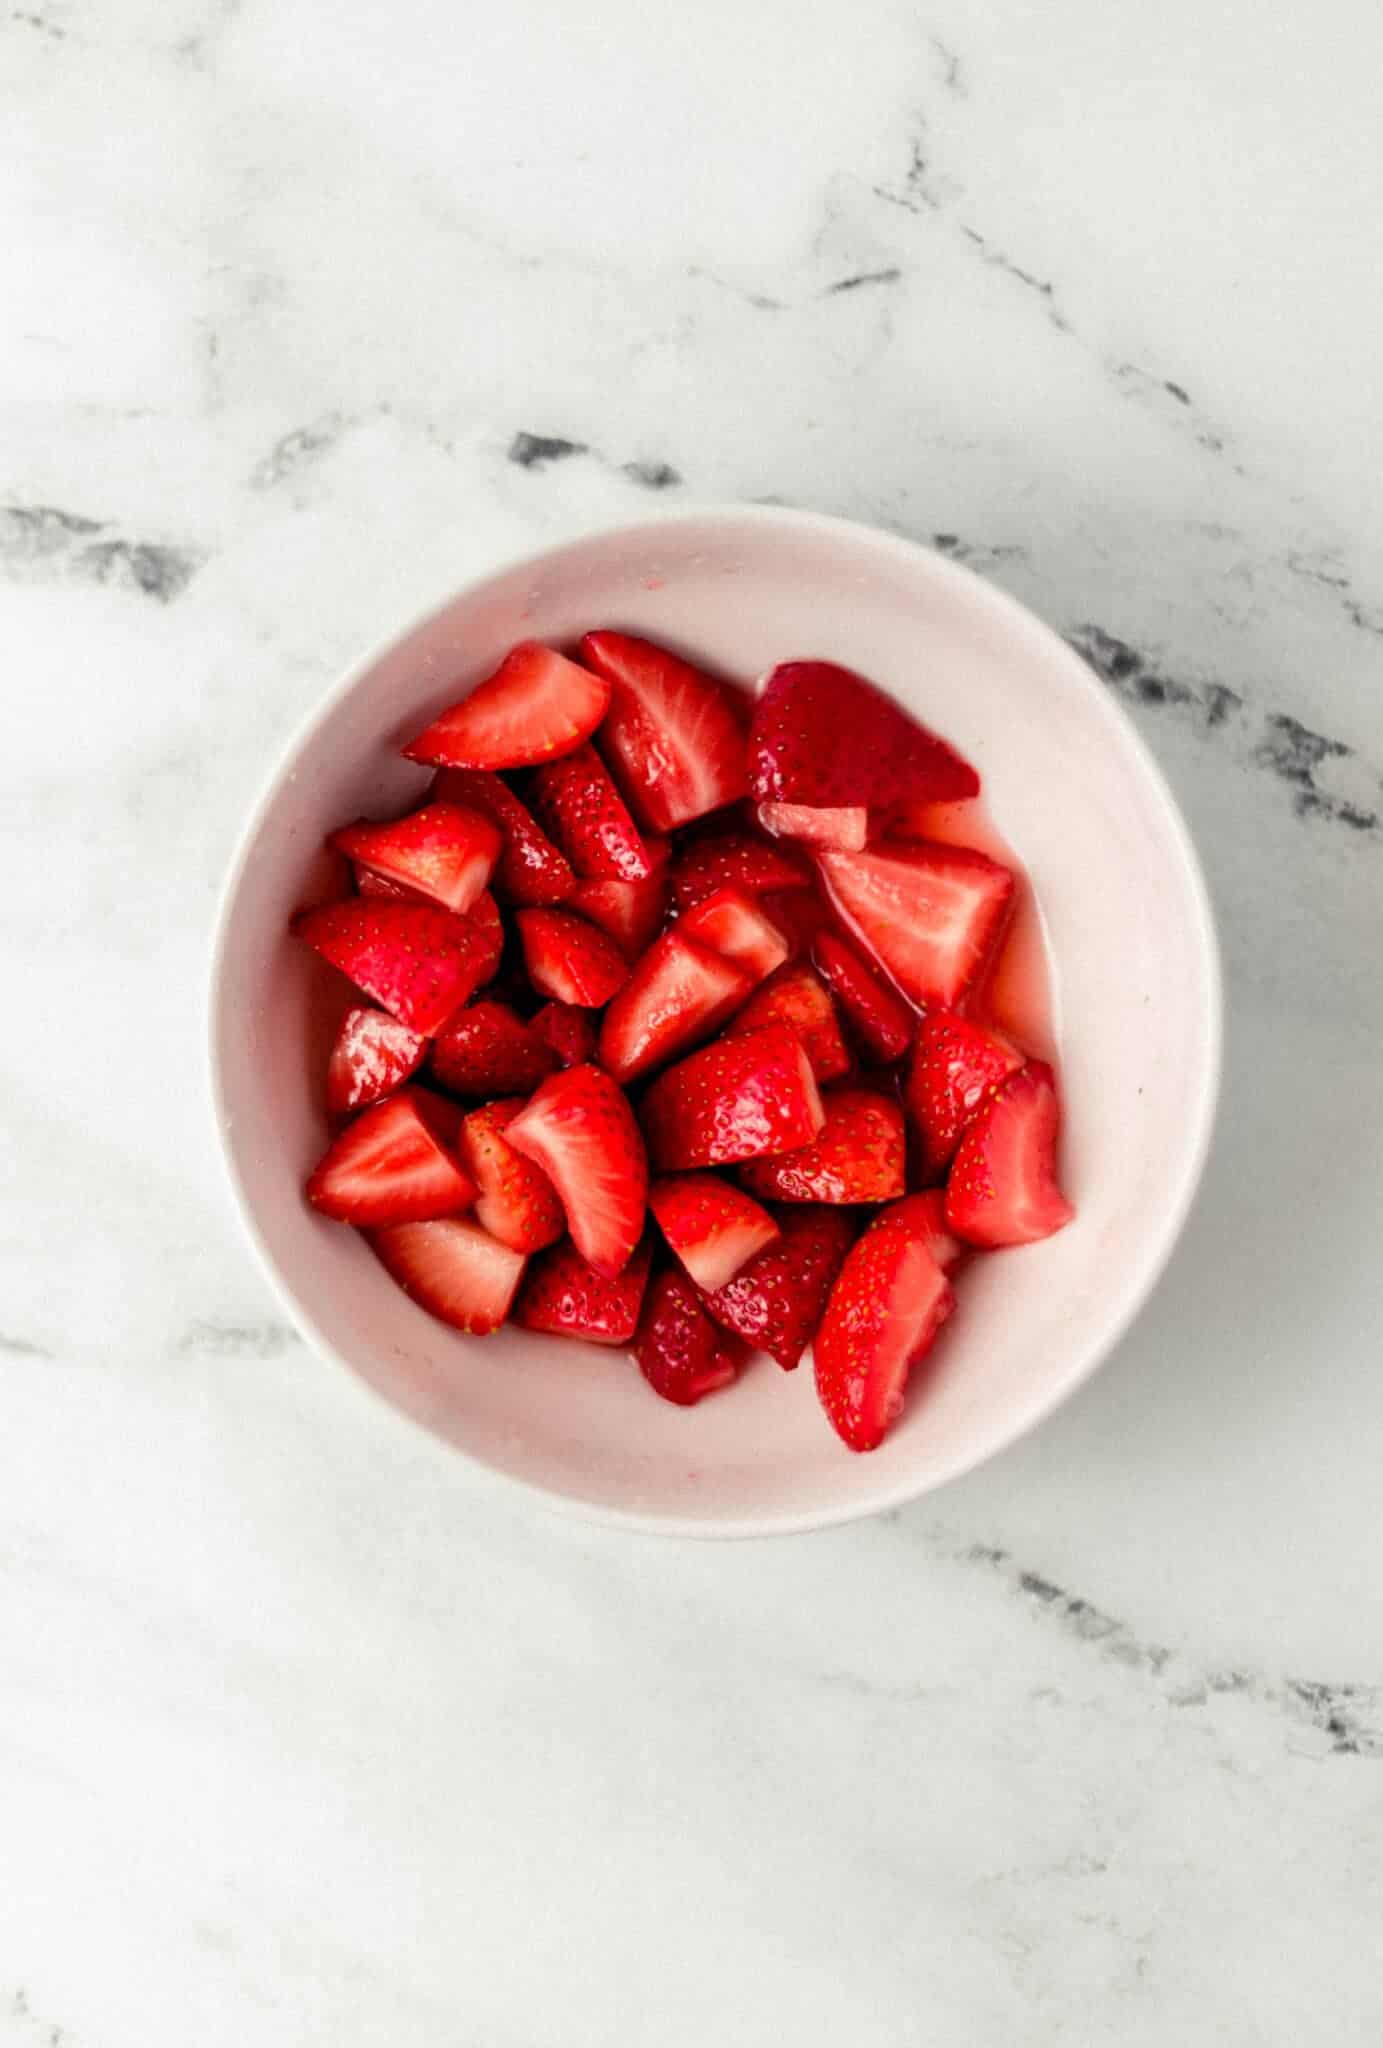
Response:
[812,929,915,1063]
[814,1200,957,1451]
[459,1097,565,1254]
[580,629,748,831]
[701,1204,855,1370]
[530,1001,597,1068]
[640,1023,825,1170]
[505,1064,649,1277]
[598,931,752,1084]
[749,661,979,808]
[403,641,609,770]
[906,1009,1024,1180]
[431,768,576,905]
[739,1089,906,1204]
[306,1088,475,1225]
[530,743,656,881]
[676,885,789,984]
[515,907,630,1007]
[885,1190,965,1275]
[430,1000,558,1097]
[292,899,495,1035]
[758,801,870,850]
[725,962,852,1083]
[370,1215,527,1334]
[816,840,1014,1009]
[569,864,670,958]
[635,1270,742,1406]
[648,1173,780,1293]
[330,801,500,917]
[944,1060,1074,1248]
[325,1006,426,1117]
[514,1237,652,1345]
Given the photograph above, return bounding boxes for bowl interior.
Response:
[211,509,1219,1533]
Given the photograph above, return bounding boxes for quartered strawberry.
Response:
[467,889,504,982]
[530,743,656,882]
[724,962,852,1083]
[748,661,979,809]
[291,899,495,1035]
[325,1006,426,1117]
[514,1237,652,1345]
[640,1023,824,1170]
[759,886,832,960]
[701,1204,855,1370]
[905,1009,1023,1180]
[667,831,811,914]
[569,857,670,958]
[505,1064,648,1277]
[814,1199,957,1451]
[597,931,752,1084]
[306,1088,475,1225]
[515,907,630,1007]
[531,1001,597,1068]
[758,801,870,851]
[430,768,576,905]
[430,1000,558,1097]
[370,1215,527,1334]
[944,1060,1074,1248]
[739,1089,906,1204]
[812,929,915,1063]
[816,840,1014,1009]
[329,802,500,917]
[402,641,609,770]
[887,1190,964,1275]
[458,1098,565,1254]
[579,629,748,831]
[635,1270,743,1406]
[354,863,425,902]
[676,886,789,984]
[648,1174,780,1292]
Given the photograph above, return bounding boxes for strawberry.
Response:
[758,886,832,960]
[329,802,500,917]
[325,1006,426,1116]
[886,1190,964,1274]
[668,831,811,913]
[739,1089,905,1204]
[812,929,915,1063]
[598,931,752,1084]
[431,768,576,905]
[306,1088,475,1225]
[515,907,630,1007]
[701,1204,855,1370]
[676,885,789,983]
[635,1270,743,1406]
[530,743,656,881]
[467,889,504,982]
[579,629,748,831]
[354,863,425,902]
[514,1237,652,1345]
[370,1215,527,1334]
[748,661,979,808]
[816,840,1014,1009]
[648,1174,780,1292]
[531,1001,597,1068]
[458,1098,565,1254]
[724,962,851,1083]
[758,801,869,851]
[905,1010,1023,1179]
[291,899,496,1035]
[505,1064,648,1277]
[430,1000,558,1097]
[944,1061,1074,1248]
[569,856,670,958]
[814,1200,957,1451]
[640,1023,824,1170]
[402,641,609,770]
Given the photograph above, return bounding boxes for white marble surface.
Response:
[3,0,1382,2038]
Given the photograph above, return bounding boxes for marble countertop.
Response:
[4,0,1382,2039]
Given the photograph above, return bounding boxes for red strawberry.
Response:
[905,1010,1023,1179]
[514,1237,652,1345]
[579,629,748,831]
[291,900,495,1035]
[887,1190,964,1274]
[515,907,630,1007]
[816,840,1014,1008]
[402,641,609,770]
[725,962,851,1083]
[759,886,832,960]
[569,861,670,958]
[676,886,789,983]
[325,1006,426,1116]
[530,743,655,881]
[758,801,869,850]
[431,768,576,905]
[598,932,752,1084]
[739,1089,905,1204]
[648,1174,780,1292]
[749,661,979,808]
[458,1098,565,1254]
[944,1061,1074,1247]
[812,929,915,1063]
[370,1215,527,1334]
[635,1270,742,1406]
[701,1204,855,1370]
[467,889,504,982]
[668,831,811,913]
[531,1001,597,1068]
[329,802,500,916]
[505,1064,648,1277]
[354,863,425,902]
[306,1088,475,1225]
[430,1000,558,1096]
[640,1023,824,1170]
[814,1200,957,1451]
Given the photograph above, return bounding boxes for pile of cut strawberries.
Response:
[293,633,1072,1452]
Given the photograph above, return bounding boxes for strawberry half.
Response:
[530,743,655,881]
[635,1270,743,1406]
[402,642,609,770]
[758,801,870,851]
[640,1023,824,1170]
[458,1098,565,1254]
[597,931,752,1084]
[292,899,496,1035]
[816,840,1014,1009]
[431,768,576,905]
[514,1238,652,1345]
[739,1089,905,1204]
[306,1088,475,1225]
[648,1173,780,1292]
[749,661,979,808]
[569,862,670,958]
[905,1010,1023,1179]
[505,1064,648,1277]
[814,1200,957,1451]
[701,1204,855,1370]
[725,962,852,1082]
[430,1000,558,1097]
[531,1001,597,1068]
[944,1060,1074,1248]
[329,802,500,917]
[325,1006,426,1117]
[579,629,748,831]
[370,1215,527,1334]
[667,831,811,913]
[676,886,789,984]
[515,907,630,1007]
[812,929,915,1063]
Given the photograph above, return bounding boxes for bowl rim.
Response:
[207,501,1224,1538]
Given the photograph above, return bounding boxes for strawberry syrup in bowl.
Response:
[209,506,1221,1535]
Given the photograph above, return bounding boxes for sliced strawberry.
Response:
[905,1009,1024,1179]
[597,932,752,1084]
[291,900,495,1035]
[370,1215,526,1334]
[579,629,748,831]
[530,743,655,882]
[944,1060,1074,1248]
[467,888,504,982]
[724,962,852,1083]
[430,1000,558,1096]
[329,802,500,917]
[431,768,576,905]
[402,642,609,770]
[530,1001,597,1067]
[759,886,832,960]
[668,831,811,914]
[514,1237,652,1345]
[701,1204,855,1370]
[758,801,870,850]
[816,840,1014,1009]
[635,1270,742,1406]
[812,929,915,1063]
[568,846,670,959]
[306,1088,475,1225]
[515,907,630,1007]
[749,661,979,808]
[739,1089,905,1204]
[648,1174,780,1292]
[814,1200,957,1451]
[887,1190,965,1274]
[325,1006,427,1117]
[505,1064,648,1277]
[676,886,789,984]
[458,1098,565,1254]
[354,863,425,902]
[640,1024,824,1170]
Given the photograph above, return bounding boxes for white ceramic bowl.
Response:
[209,506,1221,1535]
